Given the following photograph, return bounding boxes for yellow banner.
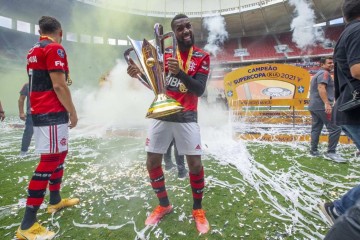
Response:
[224,64,311,109]
[234,133,353,144]
[231,98,310,107]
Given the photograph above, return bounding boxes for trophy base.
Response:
[146,94,184,119]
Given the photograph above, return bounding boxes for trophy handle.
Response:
[124,47,151,90]
[162,32,176,58]
[154,24,176,58]
[123,47,134,65]
[154,23,177,93]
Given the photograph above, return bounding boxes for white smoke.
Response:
[202,15,229,57]
[71,60,153,137]
[289,0,326,50]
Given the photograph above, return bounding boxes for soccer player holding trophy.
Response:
[126,14,210,234]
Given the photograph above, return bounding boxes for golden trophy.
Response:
[124,23,183,119]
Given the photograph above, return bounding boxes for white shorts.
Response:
[145,119,202,155]
[33,124,69,154]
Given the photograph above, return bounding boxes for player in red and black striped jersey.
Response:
[27,35,70,126]
[16,16,78,240]
[127,14,210,234]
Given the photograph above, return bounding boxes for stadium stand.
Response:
[211,25,344,63]
[212,38,240,62]
[242,35,282,61]
[0,27,36,65]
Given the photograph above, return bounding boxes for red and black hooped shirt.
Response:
[163,45,210,122]
[27,36,69,126]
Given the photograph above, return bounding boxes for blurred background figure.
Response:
[215,92,228,110]
[308,56,345,163]
[164,140,188,179]
[0,100,5,121]
[98,71,111,89]
[18,83,33,157]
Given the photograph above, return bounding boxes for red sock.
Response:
[26,153,61,207]
[189,167,204,209]
[49,150,67,191]
[148,166,169,206]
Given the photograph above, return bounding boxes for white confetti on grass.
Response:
[201,124,358,239]
[1,114,359,239]
[17,176,28,183]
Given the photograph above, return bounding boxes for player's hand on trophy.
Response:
[127,58,142,78]
[167,57,180,75]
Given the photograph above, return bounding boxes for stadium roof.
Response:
[77,0,343,37]
[0,0,343,39]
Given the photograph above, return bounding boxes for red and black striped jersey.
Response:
[27,36,69,126]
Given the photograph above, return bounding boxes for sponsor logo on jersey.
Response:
[27,56,37,64]
[179,83,188,93]
[166,75,188,92]
[201,65,209,71]
[57,49,65,58]
[55,61,65,67]
[193,51,204,58]
[201,60,209,71]
[195,144,201,150]
[60,137,67,146]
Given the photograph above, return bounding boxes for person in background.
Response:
[308,56,345,163]
[215,92,228,110]
[16,16,79,240]
[127,14,210,234]
[0,100,5,121]
[163,140,188,179]
[18,83,34,157]
[319,1,360,239]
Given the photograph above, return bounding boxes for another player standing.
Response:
[16,16,79,240]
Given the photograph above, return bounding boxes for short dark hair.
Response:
[171,14,189,30]
[38,16,61,34]
[342,0,360,22]
[320,56,333,64]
